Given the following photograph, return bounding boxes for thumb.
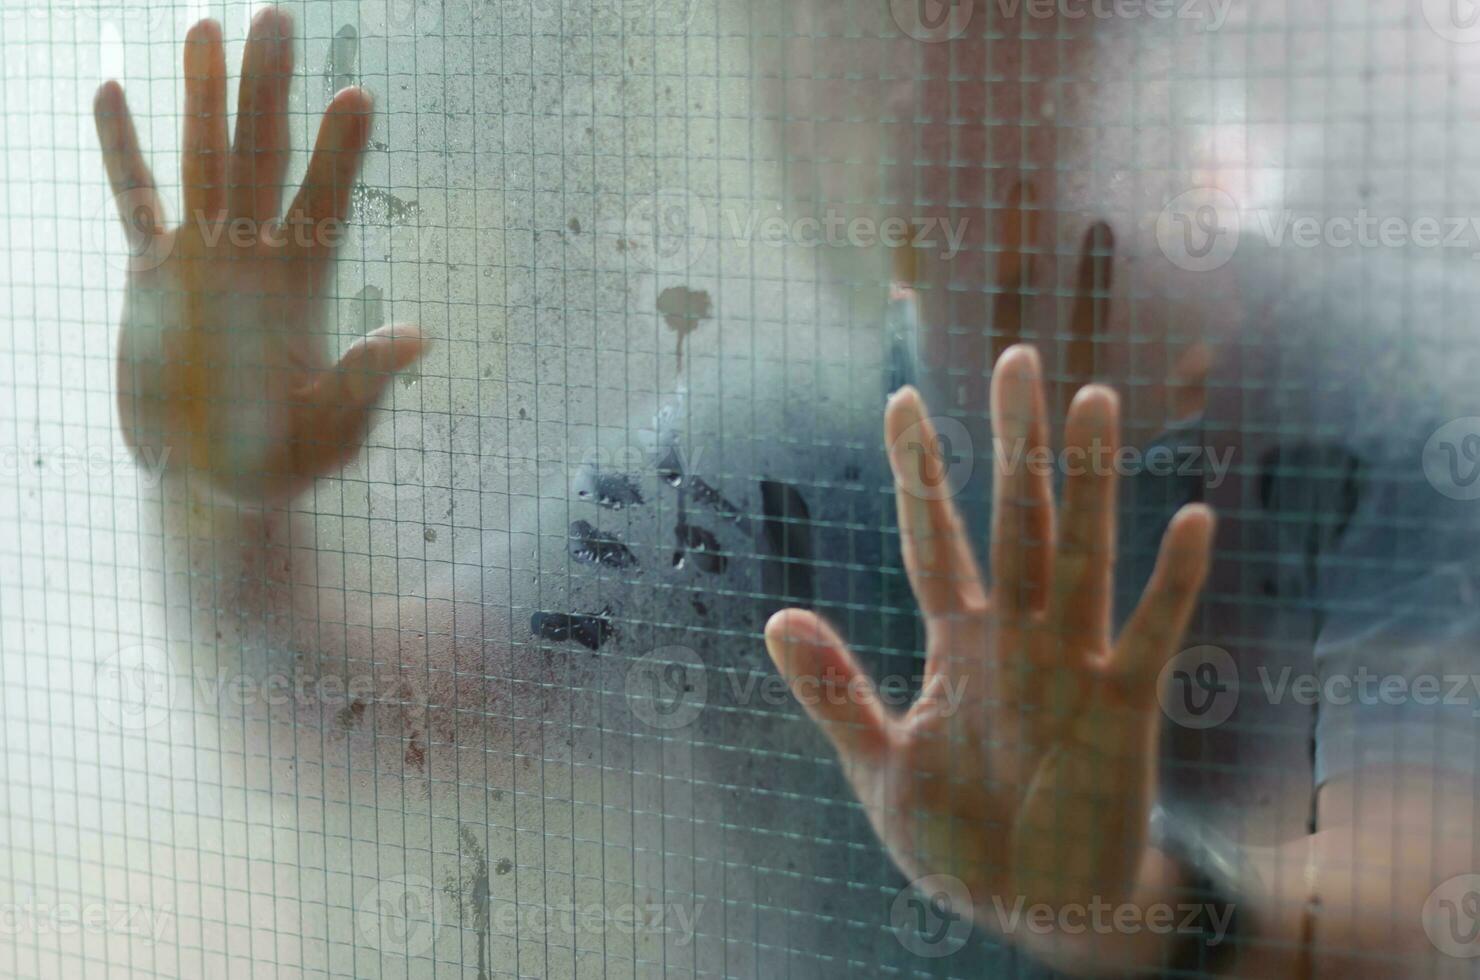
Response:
[330,323,426,403]
[291,324,426,477]
[764,609,894,763]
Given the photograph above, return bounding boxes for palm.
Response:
[765,345,1213,935]
[95,11,423,504]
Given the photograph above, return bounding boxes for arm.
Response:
[94,10,423,638]
[1247,767,1480,978]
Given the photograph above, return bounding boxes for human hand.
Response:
[764,345,1215,963]
[93,10,423,504]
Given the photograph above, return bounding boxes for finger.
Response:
[764,610,894,763]
[1110,504,1215,699]
[280,324,425,481]
[182,19,229,222]
[991,344,1054,616]
[93,81,166,244]
[286,86,373,258]
[229,7,295,222]
[1061,222,1113,416]
[885,386,987,619]
[1048,385,1119,656]
[992,181,1039,364]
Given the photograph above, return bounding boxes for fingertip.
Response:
[1188,512,1217,562]
[997,342,1041,378]
[1174,502,1217,535]
[764,608,801,649]
[380,325,426,372]
[95,80,124,115]
[884,384,925,441]
[764,609,823,668]
[184,19,225,82]
[186,17,223,47]
[324,87,375,146]
[328,85,374,116]
[93,83,126,142]
[992,344,1045,434]
[1068,382,1118,421]
[250,4,294,38]
[382,323,423,342]
[351,325,425,377]
[994,345,1043,410]
[1164,504,1216,578]
[763,612,792,672]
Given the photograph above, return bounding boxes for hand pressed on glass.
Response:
[764,345,1216,965]
[94,11,424,504]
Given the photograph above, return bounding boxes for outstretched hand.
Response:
[765,345,1214,962]
[94,9,423,504]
